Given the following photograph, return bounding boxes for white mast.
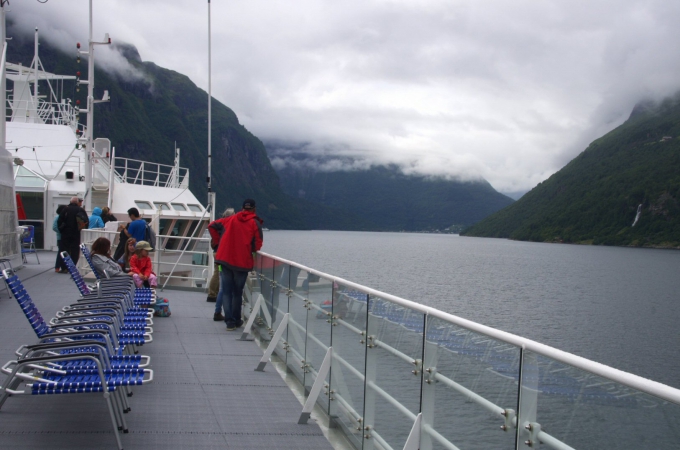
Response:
[0,3,6,146]
[79,0,110,212]
[84,0,95,212]
[207,0,212,203]
[33,28,38,116]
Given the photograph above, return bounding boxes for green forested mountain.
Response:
[271,158,514,231]
[8,25,305,229]
[462,96,680,247]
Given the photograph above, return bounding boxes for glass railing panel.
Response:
[518,350,680,449]
[304,274,333,414]
[270,262,291,362]
[286,268,311,386]
[422,316,520,449]
[258,255,276,333]
[329,283,369,449]
[364,295,425,449]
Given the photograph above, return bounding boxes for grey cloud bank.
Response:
[12,0,680,194]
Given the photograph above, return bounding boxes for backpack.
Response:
[76,210,89,230]
[144,223,156,250]
[58,208,89,231]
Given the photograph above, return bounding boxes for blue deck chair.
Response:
[79,244,157,306]
[0,343,152,450]
[20,225,39,264]
[2,269,152,352]
[0,258,13,299]
[58,253,154,325]
[69,248,157,306]
[62,252,156,307]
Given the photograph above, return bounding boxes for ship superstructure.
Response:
[8,27,212,288]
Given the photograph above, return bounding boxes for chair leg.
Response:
[104,394,124,450]
[113,390,129,432]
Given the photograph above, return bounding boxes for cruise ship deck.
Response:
[0,252,333,449]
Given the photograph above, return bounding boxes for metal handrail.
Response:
[112,156,188,188]
[258,251,680,407]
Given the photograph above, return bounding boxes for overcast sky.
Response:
[11,0,680,195]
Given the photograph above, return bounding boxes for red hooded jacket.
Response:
[208,210,263,272]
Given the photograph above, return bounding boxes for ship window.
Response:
[187,204,203,212]
[14,166,47,188]
[17,192,44,220]
[154,202,170,211]
[135,201,153,210]
[171,203,187,211]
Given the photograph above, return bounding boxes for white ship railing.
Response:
[245,252,680,450]
[79,228,210,289]
[6,98,80,130]
[112,157,189,188]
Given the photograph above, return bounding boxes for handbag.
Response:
[153,297,171,317]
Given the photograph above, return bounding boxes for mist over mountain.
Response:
[267,147,514,231]
[9,21,514,232]
[462,94,680,247]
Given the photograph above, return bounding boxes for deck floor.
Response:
[0,252,332,449]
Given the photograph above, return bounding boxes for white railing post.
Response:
[362,310,378,449]
[517,350,539,449]
[299,346,333,424]
[255,313,289,372]
[403,412,422,450]
[420,330,438,450]
[239,293,263,341]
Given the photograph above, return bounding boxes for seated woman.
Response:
[130,241,158,288]
[117,238,137,273]
[91,237,132,279]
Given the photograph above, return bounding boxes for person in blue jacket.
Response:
[89,207,105,229]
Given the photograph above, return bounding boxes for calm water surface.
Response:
[263,230,680,389]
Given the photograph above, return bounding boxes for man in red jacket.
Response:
[208,198,263,330]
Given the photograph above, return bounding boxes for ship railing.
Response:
[6,97,79,129]
[78,228,210,290]
[245,252,680,450]
[112,157,189,189]
[153,234,211,289]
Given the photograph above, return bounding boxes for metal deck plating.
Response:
[0,253,332,449]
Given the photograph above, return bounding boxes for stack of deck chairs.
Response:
[0,247,156,450]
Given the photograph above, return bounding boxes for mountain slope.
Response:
[273,159,515,231]
[462,96,680,247]
[8,26,305,229]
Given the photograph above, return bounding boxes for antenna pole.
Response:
[33,28,38,118]
[1,3,6,148]
[207,0,212,203]
[84,0,94,212]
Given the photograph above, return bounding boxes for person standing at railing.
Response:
[209,199,263,331]
[58,196,89,265]
[52,204,67,273]
[206,207,235,310]
[89,207,105,229]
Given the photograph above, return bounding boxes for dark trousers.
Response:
[218,268,249,327]
[62,241,81,265]
[54,240,67,270]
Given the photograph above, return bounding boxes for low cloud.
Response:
[11,0,680,193]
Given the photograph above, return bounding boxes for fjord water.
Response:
[264,230,680,389]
